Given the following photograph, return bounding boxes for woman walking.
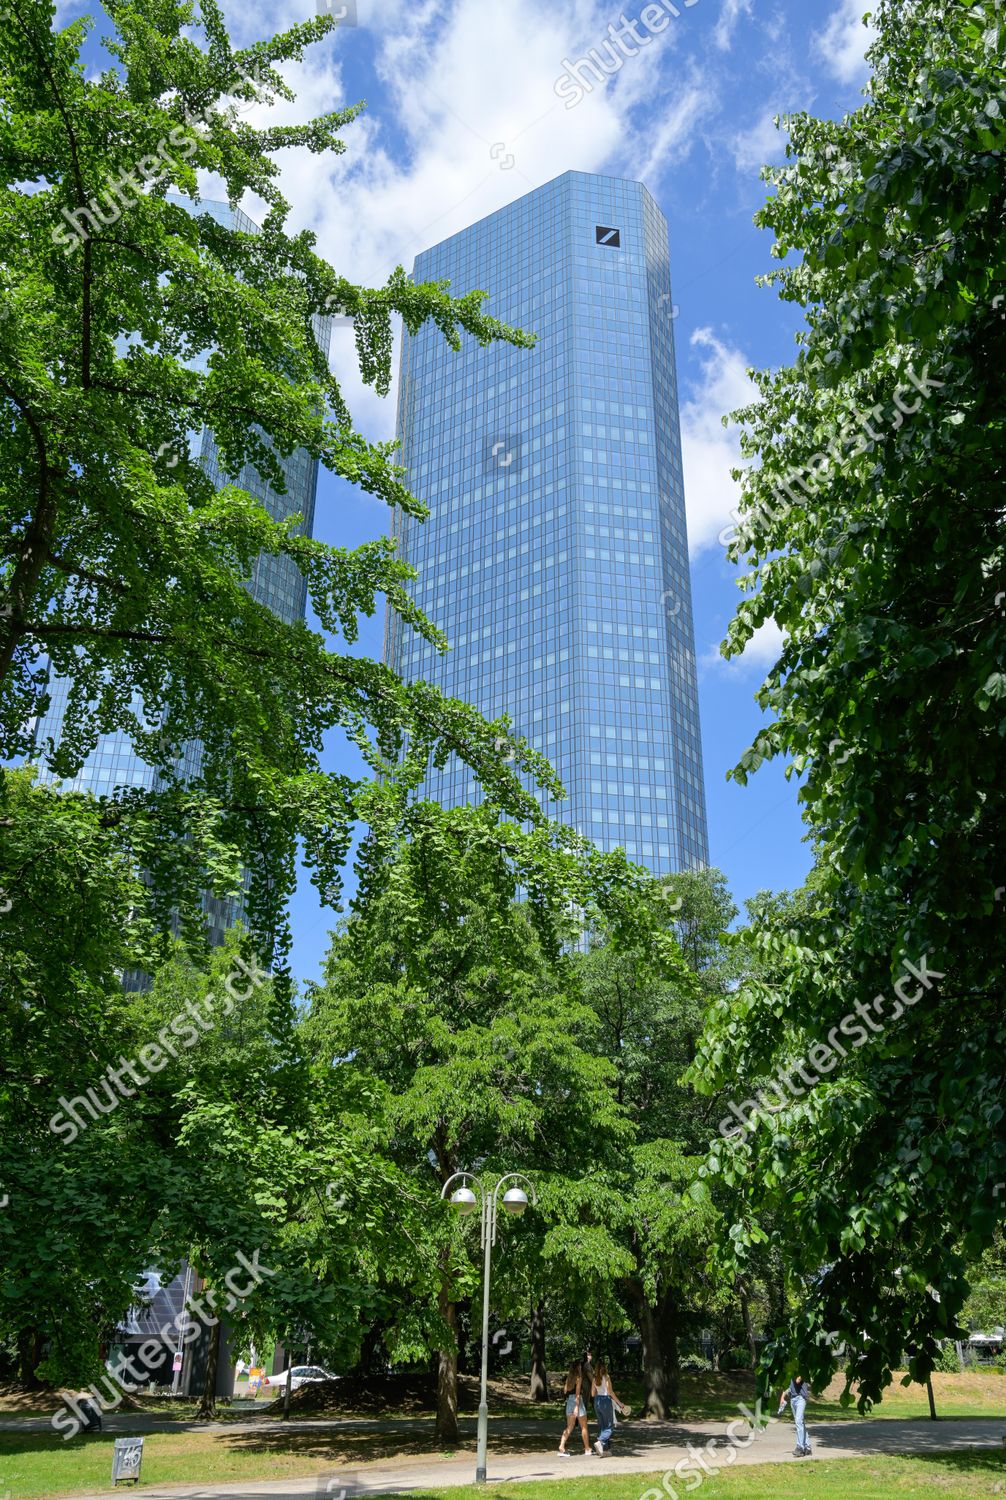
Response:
[778,1373,813,1456]
[591,1357,630,1454]
[557,1360,594,1456]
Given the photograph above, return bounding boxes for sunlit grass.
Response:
[412,1452,1006,1500]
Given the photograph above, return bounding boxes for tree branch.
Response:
[9,0,92,384]
[46,551,128,596]
[0,378,55,687]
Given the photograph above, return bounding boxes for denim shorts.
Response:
[565,1394,586,1418]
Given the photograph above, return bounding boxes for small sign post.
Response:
[111,1436,144,1486]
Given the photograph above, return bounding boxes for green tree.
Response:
[305,794,661,1438]
[0,794,412,1399]
[961,1235,1006,1335]
[556,870,734,1416]
[136,931,419,1417]
[0,769,164,1387]
[0,0,549,968]
[691,0,1006,1404]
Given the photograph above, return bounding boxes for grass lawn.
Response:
[814,1369,1006,1421]
[4,1428,1006,1500]
[621,1369,1006,1422]
[5,1370,1006,1425]
[0,1386,270,1421]
[4,1369,1006,1498]
[0,1428,368,1499]
[410,1452,1006,1499]
[274,1368,1006,1424]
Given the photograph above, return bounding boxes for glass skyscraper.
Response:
[386,171,708,873]
[32,199,326,941]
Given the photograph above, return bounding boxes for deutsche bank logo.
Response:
[595,225,620,247]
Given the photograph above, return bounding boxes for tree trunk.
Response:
[771,1257,786,1331]
[739,1283,758,1369]
[529,1299,549,1402]
[455,1295,471,1375]
[638,1300,668,1419]
[435,1285,460,1441]
[355,1318,386,1376]
[657,1290,680,1410]
[17,1328,46,1390]
[195,1319,221,1420]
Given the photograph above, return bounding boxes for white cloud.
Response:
[813,0,877,86]
[704,617,784,672]
[730,107,788,175]
[738,617,785,667]
[205,0,717,441]
[635,71,718,189]
[679,327,758,557]
[713,0,754,51]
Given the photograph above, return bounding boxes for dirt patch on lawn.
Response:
[816,1367,1006,1415]
[257,1371,558,1419]
[0,1381,58,1413]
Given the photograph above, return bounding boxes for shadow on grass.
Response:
[217,1416,741,1468]
[906,1449,1006,1473]
[812,1419,1006,1459]
[265,1372,778,1427]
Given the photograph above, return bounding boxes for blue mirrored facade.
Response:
[386,170,708,873]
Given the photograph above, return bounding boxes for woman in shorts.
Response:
[557,1359,594,1456]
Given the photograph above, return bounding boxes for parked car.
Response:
[264,1364,338,1392]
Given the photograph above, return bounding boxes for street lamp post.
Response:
[441,1171,536,1486]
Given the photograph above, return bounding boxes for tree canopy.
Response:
[690,0,1006,1408]
[0,0,549,972]
[305,793,678,1433]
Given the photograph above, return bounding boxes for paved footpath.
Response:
[67,1415,1006,1498]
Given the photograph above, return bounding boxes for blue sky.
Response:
[74,0,877,984]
